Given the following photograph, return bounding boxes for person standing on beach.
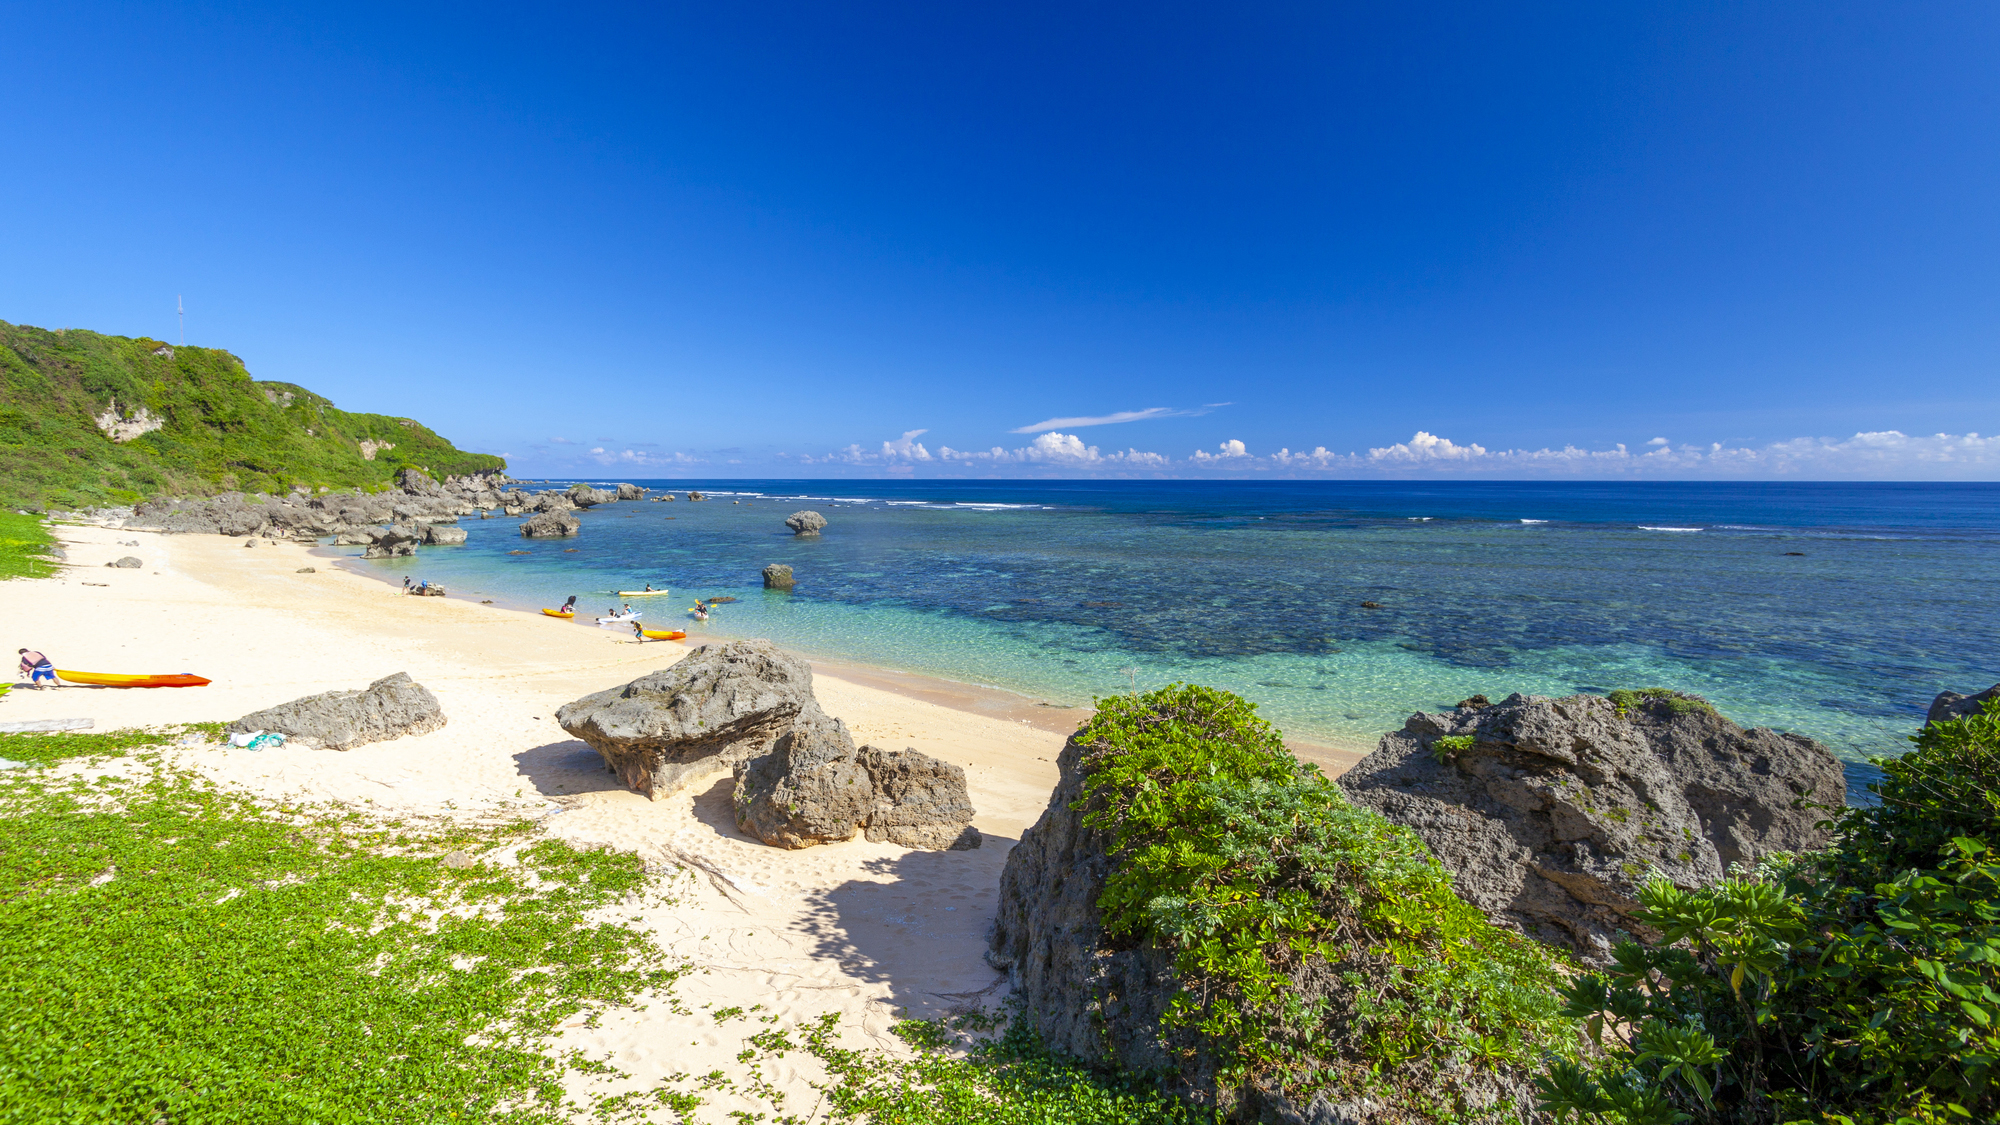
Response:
[17,649,55,690]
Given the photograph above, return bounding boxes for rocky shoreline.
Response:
[49,468,654,556]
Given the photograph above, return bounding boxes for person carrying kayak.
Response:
[17,649,55,690]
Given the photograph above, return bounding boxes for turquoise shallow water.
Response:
[344,480,2000,801]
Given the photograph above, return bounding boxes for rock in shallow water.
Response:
[227,672,445,751]
[518,511,580,538]
[1338,690,1844,962]
[1928,682,2000,725]
[761,563,794,590]
[784,510,826,536]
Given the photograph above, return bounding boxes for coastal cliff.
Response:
[0,318,503,511]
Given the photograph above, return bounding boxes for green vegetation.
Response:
[1607,687,1718,719]
[0,511,56,580]
[1433,732,1476,761]
[0,319,504,511]
[0,733,679,1123]
[1075,684,1576,1118]
[0,722,221,765]
[1541,700,2000,1125]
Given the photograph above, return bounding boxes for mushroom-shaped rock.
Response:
[785,510,826,536]
[687,491,705,501]
[226,672,445,751]
[556,639,824,799]
[762,564,795,590]
[519,512,581,538]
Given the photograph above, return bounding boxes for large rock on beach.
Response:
[519,511,580,538]
[857,746,981,849]
[420,523,468,545]
[762,563,794,590]
[361,523,421,558]
[1928,682,2000,725]
[556,640,823,799]
[732,733,980,850]
[784,510,826,536]
[106,556,142,568]
[227,672,445,751]
[1338,690,1844,962]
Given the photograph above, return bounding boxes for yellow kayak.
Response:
[617,589,673,596]
[638,628,687,641]
[540,608,574,618]
[57,670,211,688]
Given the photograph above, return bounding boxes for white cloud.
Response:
[797,429,934,465]
[940,431,1169,466]
[1647,436,1670,446]
[587,447,705,466]
[1330,430,2000,478]
[1011,404,1226,434]
[1188,439,1251,463]
[1367,431,1488,462]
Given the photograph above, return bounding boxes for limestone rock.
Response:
[226,672,445,751]
[296,566,316,573]
[1928,682,2000,725]
[556,640,821,799]
[361,524,422,558]
[687,491,705,501]
[106,556,142,568]
[519,511,581,538]
[859,746,981,850]
[731,716,876,847]
[567,484,618,507]
[1338,691,1844,962]
[420,524,468,545]
[785,510,826,536]
[762,563,795,590]
[615,483,646,500]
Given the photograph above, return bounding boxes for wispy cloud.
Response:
[1010,403,1228,434]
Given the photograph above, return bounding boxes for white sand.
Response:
[3,524,1359,1119]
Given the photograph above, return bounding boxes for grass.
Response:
[0,511,56,580]
[0,731,682,1123]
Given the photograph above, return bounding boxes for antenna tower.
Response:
[177,295,184,345]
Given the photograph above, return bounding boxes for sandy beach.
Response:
[2,524,1360,1117]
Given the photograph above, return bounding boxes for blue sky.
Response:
[4,2,1998,478]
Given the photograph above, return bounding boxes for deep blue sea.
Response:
[343,480,2000,800]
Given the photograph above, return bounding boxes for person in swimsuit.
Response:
[17,649,54,690]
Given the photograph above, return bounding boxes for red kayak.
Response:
[56,670,212,688]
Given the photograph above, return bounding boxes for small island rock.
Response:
[762,563,795,590]
[785,510,826,536]
[519,512,581,538]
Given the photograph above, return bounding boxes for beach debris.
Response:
[762,564,795,590]
[296,566,316,573]
[226,671,446,751]
[784,510,826,536]
[106,556,142,568]
[227,730,287,750]
[556,639,821,800]
[1337,689,1844,963]
[732,720,981,850]
[518,511,581,538]
[1928,680,2000,725]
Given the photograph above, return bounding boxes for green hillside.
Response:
[0,319,505,511]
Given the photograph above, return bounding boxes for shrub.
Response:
[1541,700,2000,1125]
[1076,684,1576,1118]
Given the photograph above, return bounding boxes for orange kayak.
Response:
[639,628,686,641]
[56,670,211,688]
[541,608,575,618]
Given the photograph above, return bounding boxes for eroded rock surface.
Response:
[732,735,981,850]
[556,640,822,799]
[1929,682,2000,725]
[227,672,445,750]
[762,563,794,590]
[1338,691,1844,961]
[785,510,826,536]
[519,511,580,538]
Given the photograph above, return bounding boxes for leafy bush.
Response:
[0,320,503,510]
[0,512,55,580]
[1076,684,1576,1118]
[1541,700,2000,1125]
[1606,688,1717,719]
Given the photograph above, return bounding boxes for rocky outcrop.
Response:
[615,483,646,500]
[687,491,705,501]
[420,523,468,545]
[1929,682,2000,725]
[1337,691,1844,962]
[519,511,581,538]
[361,524,421,558]
[567,484,618,507]
[762,563,794,590]
[731,729,980,850]
[785,510,826,536]
[226,672,445,750]
[556,640,823,799]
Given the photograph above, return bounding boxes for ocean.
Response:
[342,480,2000,801]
